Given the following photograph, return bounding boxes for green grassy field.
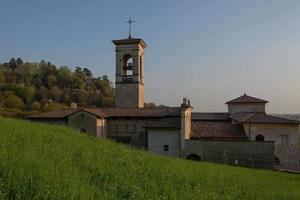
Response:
[0,117,300,200]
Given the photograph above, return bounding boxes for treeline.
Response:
[0,58,114,117]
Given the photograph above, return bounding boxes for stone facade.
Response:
[115,83,144,108]
[228,103,266,115]
[113,39,146,108]
[185,140,274,169]
[68,110,106,137]
[106,118,147,148]
[243,123,300,170]
[147,128,180,157]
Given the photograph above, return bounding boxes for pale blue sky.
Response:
[1,0,300,113]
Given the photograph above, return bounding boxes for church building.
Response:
[29,34,300,171]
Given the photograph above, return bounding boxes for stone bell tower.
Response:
[112,37,147,108]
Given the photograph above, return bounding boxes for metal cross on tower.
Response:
[126,17,135,39]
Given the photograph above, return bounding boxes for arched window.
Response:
[186,154,201,161]
[255,135,264,141]
[79,128,87,133]
[139,55,142,79]
[274,157,280,166]
[122,54,133,76]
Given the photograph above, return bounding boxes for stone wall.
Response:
[228,103,265,115]
[68,111,98,137]
[106,118,147,148]
[147,128,180,157]
[115,83,144,108]
[185,140,274,169]
[243,123,300,170]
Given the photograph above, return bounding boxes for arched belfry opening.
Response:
[122,54,134,76]
[112,37,147,108]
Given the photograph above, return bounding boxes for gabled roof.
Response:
[230,112,300,124]
[28,109,78,119]
[100,107,180,118]
[191,121,248,140]
[192,112,229,121]
[226,94,268,104]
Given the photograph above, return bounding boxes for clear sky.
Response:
[1,0,300,113]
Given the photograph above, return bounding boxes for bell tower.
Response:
[112,37,147,108]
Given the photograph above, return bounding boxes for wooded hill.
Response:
[0,58,115,118]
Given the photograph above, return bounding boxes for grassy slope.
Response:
[0,118,299,200]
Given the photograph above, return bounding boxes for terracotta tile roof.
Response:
[28,109,78,119]
[226,94,268,104]
[192,112,229,121]
[81,108,108,118]
[144,117,181,128]
[231,112,300,124]
[191,121,247,139]
[100,107,181,118]
[28,107,181,119]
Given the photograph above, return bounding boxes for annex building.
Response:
[29,36,300,171]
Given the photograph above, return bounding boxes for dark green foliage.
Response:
[0,58,115,117]
[0,118,300,200]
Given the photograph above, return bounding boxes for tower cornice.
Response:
[112,38,147,49]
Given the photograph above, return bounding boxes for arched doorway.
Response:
[274,157,280,166]
[79,128,87,133]
[186,154,201,161]
[255,135,264,141]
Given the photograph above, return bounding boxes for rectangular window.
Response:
[281,135,289,146]
[163,145,169,152]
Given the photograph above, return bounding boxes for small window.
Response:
[163,145,169,152]
[255,135,264,141]
[81,113,84,118]
[281,135,289,146]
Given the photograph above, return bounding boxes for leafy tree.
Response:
[4,93,25,110]
[9,58,17,69]
[83,68,92,78]
[0,69,5,86]
[16,58,23,65]
[15,86,35,105]
[31,101,41,111]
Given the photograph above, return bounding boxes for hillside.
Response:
[0,58,114,118]
[0,118,300,200]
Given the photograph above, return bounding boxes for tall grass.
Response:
[0,117,300,199]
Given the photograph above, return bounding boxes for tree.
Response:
[4,93,25,110]
[83,68,92,78]
[49,87,62,102]
[31,101,41,111]
[16,58,23,65]
[47,75,57,88]
[9,58,17,69]
[0,70,5,86]
[15,86,35,105]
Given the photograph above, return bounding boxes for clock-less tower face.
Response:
[112,38,147,108]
